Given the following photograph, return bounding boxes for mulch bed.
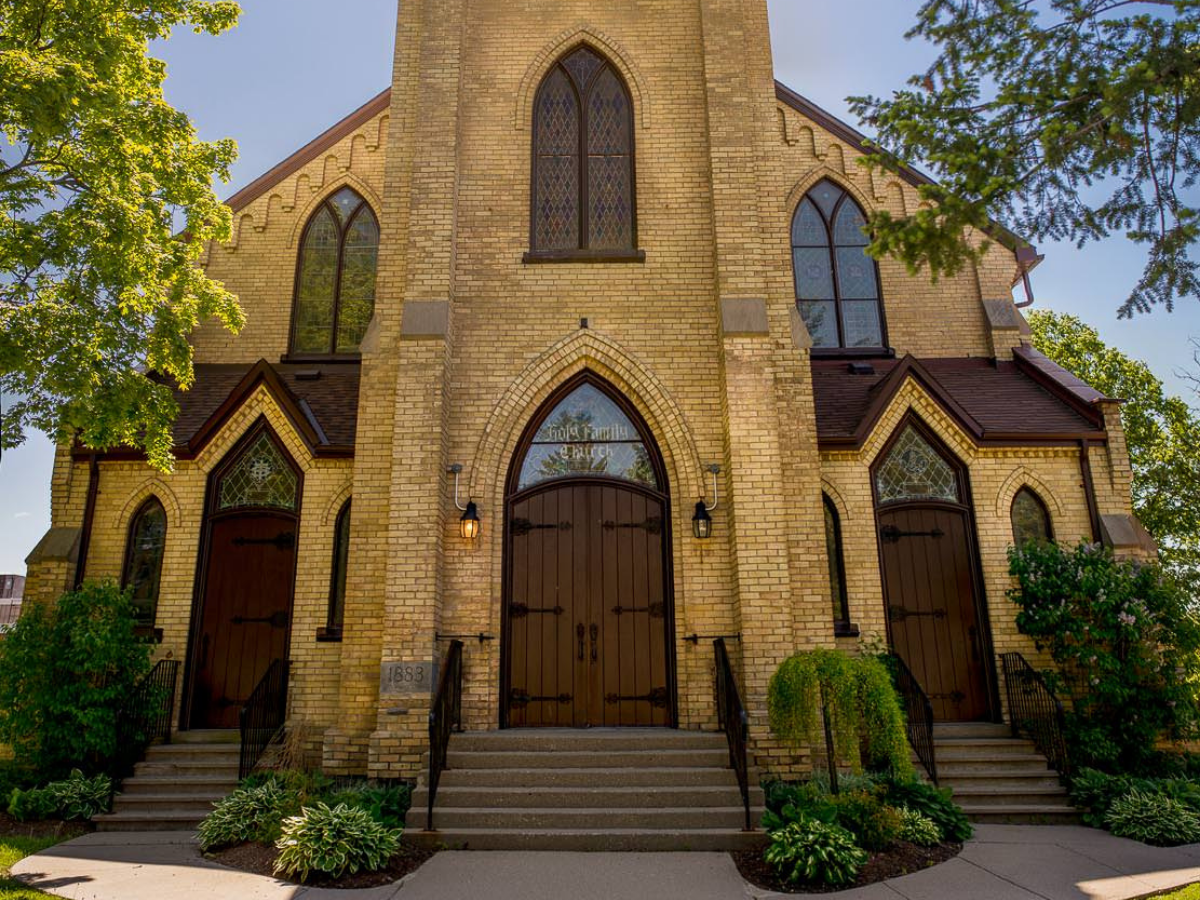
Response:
[209,840,437,890]
[733,840,962,894]
[0,811,92,842]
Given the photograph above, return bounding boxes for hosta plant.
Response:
[897,808,941,846]
[8,770,112,822]
[763,818,868,887]
[1104,790,1200,847]
[198,780,296,851]
[274,803,401,882]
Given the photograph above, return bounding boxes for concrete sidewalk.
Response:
[11,825,1200,900]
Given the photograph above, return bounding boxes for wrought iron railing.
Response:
[891,654,938,785]
[425,640,464,832]
[112,659,180,779]
[1001,652,1069,777]
[714,638,753,832]
[239,659,290,780]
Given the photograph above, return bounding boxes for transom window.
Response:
[875,426,961,505]
[530,46,636,256]
[792,180,885,350]
[1012,487,1053,546]
[518,383,657,491]
[122,498,166,626]
[291,187,379,357]
[217,430,300,512]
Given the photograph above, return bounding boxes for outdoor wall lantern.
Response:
[448,464,481,540]
[693,464,721,540]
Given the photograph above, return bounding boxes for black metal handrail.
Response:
[1001,652,1069,777]
[425,640,464,833]
[112,659,180,779]
[239,659,289,780]
[891,654,938,785]
[714,638,753,832]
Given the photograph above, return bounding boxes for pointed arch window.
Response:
[122,498,167,626]
[792,180,886,351]
[875,425,961,505]
[320,500,352,641]
[823,495,855,634]
[291,187,379,357]
[1012,487,1053,546]
[216,429,300,513]
[528,46,640,261]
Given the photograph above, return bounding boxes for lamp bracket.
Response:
[448,464,469,512]
[702,463,721,512]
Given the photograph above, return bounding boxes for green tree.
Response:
[0,0,243,471]
[849,1,1200,317]
[1029,310,1200,582]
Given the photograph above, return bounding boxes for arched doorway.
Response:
[502,373,675,728]
[872,417,996,722]
[186,421,301,729]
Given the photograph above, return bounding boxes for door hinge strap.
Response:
[604,686,670,708]
[888,605,947,622]
[509,689,572,708]
[510,603,565,618]
[611,602,666,618]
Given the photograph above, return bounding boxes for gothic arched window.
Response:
[1012,487,1053,546]
[325,500,352,638]
[530,46,637,257]
[792,180,885,350]
[291,187,379,357]
[823,495,852,631]
[122,498,167,626]
[875,425,961,505]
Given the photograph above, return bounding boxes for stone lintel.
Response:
[720,298,769,337]
[400,301,450,340]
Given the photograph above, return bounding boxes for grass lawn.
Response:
[1154,884,1200,900]
[0,834,77,899]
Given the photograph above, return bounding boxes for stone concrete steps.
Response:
[934,771,1063,791]
[439,766,742,789]
[406,827,768,852]
[936,756,1058,774]
[445,748,729,769]
[407,805,752,831]
[105,794,218,815]
[142,744,241,763]
[92,810,204,832]
[414,784,765,810]
[172,729,241,745]
[120,776,239,795]
[133,761,240,778]
[958,804,1080,825]
[932,723,1015,739]
[448,730,727,753]
[945,785,1071,808]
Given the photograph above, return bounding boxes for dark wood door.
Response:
[190,513,296,729]
[506,481,671,727]
[879,506,989,722]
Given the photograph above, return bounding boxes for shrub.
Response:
[1105,790,1200,846]
[829,790,903,851]
[1009,542,1200,771]
[326,783,412,830]
[274,803,401,882]
[880,776,972,842]
[1068,769,1153,828]
[768,649,913,777]
[198,781,298,850]
[897,808,942,846]
[763,818,868,887]
[0,581,153,778]
[8,770,112,822]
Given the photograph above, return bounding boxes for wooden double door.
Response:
[505,481,673,728]
[879,505,991,722]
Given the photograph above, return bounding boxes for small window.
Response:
[122,498,167,626]
[823,495,853,633]
[291,187,379,357]
[530,46,636,257]
[1012,487,1053,546]
[792,180,885,350]
[325,500,351,638]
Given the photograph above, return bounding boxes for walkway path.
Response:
[12,825,1200,900]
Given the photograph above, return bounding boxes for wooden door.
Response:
[190,513,296,728]
[506,481,671,727]
[879,506,989,722]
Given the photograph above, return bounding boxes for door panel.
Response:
[191,514,295,729]
[507,482,670,727]
[880,506,989,722]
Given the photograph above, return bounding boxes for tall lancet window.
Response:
[530,46,637,258]
[291,187,379,357]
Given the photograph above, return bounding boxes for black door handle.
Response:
[590,623,598,663]
[577,623,585,661]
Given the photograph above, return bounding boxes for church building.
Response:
[25,0,1152,838]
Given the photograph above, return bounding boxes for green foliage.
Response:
[829,790,904,852]
[273,803,401,883]
[7,771,111,822]
[1030,311,1200,590]
[325,783,412,830]
[1069,769,1151,828]
[0,582,154,777]
[763,818,869,887]
[879,775,973,843]
[897,807,942,846]
[768,649,914,777]
[847,1,1200,317]
[1009,541,1200,771]
[0,0,243,469]
[197,781,298,851]
[1105,789,1200,847]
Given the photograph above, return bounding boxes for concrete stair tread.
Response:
[95,811,203,822]
[406,827,766,851]
[947,784,1067,796]
[958,803,1076,813]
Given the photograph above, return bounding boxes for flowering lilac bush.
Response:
[1008,542,1200,772]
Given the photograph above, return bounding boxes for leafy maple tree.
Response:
[0,0,243,470]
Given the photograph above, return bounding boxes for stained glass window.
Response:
[327,500,351,634]
[291,187,378,356]
[532,47,634,253]
[1011,488,1053,546]
[122,498,166,626]
[217,431,299,512]
[791,179,884,350]
[518,383,657,490]
[823,496,850,627]
[875,426,960,505]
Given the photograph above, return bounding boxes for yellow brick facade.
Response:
[26,0,1142,781]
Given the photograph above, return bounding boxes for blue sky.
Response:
[1,0,1197,575]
